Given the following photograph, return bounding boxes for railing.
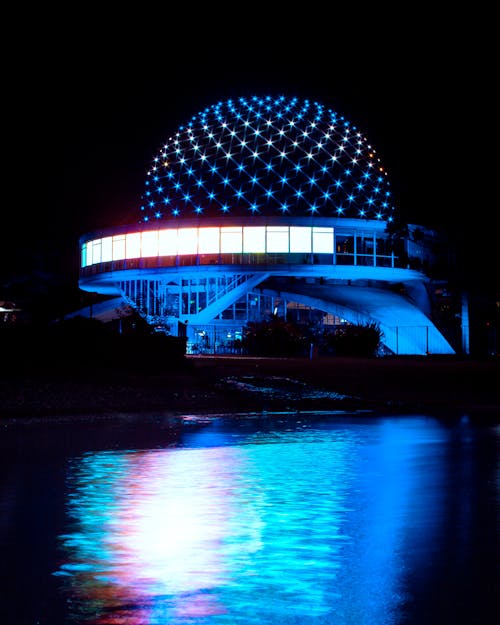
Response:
[185,323,459,357]
[80,250,399,278]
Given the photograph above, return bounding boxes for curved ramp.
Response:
[261,283,455,355]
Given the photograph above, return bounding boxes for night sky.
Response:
[4,11,495,305]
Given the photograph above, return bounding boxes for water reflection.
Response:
[49,415,492,624]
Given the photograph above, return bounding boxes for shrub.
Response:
[242,315,307,357]
[0,315,188,374]
[326,322,383,357]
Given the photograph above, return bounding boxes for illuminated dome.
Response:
[140,95,395,222]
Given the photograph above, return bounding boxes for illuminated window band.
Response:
[81,225,394,268]
[82,225,335,267]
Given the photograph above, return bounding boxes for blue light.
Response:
[142,96,395,221]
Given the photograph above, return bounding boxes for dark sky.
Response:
[4,11,495,293]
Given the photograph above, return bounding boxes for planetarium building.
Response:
[78,95,455,356]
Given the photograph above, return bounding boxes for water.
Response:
[1,411,498,625]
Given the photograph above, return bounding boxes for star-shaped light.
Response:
[140,95,395,220]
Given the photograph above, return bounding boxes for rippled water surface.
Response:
[1,412,499,624]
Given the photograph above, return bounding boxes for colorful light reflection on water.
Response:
[47,414,497,625]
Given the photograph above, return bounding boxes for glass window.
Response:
[221,227,243,253]
[376,236,391,255]
[177,228,198,254]
[198,227,220,254]
[100,236,113,262]
[290,227,312,253]
[90,239,102,264]
[158,229,177,256]
[112,235,126,261]
[243,226,266,253]
[312,227,333,253]
[357,234,374,255]
[336,234,354,254]
[267,226,289,253]
[125,233,141,259]
[141,230,159,257]
[81,243,88,267]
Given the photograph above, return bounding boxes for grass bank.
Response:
[1,354,499,421]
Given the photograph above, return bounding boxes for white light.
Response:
[158,229,177,255]
[220,227,243,253]
[290,227,312,253]
[141,230,159,257]
[177,228,198,254]
[125,233,141,259]
[198,228,220,254]
[243,227,266,253]
[312,227,334,253]
[101,236,113,262]
[267,226,289,253]
[83,224,339,265]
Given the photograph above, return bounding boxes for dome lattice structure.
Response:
[141,95,395,222]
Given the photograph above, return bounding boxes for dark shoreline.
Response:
[1,355,499,423]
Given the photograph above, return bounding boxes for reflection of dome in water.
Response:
[141,95,395,222]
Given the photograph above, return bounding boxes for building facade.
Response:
[78,96,457,355]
